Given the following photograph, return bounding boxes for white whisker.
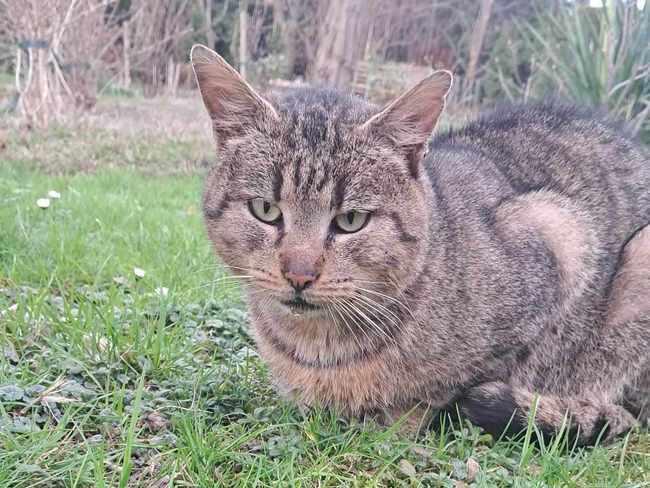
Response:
[330,297,367,353]
[341,297,394,346]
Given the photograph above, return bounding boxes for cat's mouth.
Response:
[281,296,321,313]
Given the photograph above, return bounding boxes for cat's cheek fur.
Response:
[204,203,278,276]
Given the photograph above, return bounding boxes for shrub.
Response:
[489,2,650,143]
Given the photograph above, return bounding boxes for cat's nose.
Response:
[283,269,319,292]
[279,251,323,292]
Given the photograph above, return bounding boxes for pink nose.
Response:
[283,269,319,292]
[280,251,322,292]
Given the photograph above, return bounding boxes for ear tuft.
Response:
[190,44,222,67]
[190,44,277,141]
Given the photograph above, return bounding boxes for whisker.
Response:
[192,277,254,292]
[340,297,393,346]
[348,295,403,349]
[206,275,254,282]
[352,297,404,350]
[200,274,283,290]
[324,299,349,339]
[353,292,405,325]
[252,293,273,325]
[353,292,403,329]
[353,278,418,326]
[323,302,344,344]
[387,274,418,323]
[352,285,407,307]
[192,263,278,279]
[330,297,366,353]
[242,288,278,302]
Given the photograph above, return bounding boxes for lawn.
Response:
[1,95,649,487]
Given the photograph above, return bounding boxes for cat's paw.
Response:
[456,381,639,445]
[592,403,639,444]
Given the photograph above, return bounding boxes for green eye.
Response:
[248,198,282,224]
[334,210,370,233]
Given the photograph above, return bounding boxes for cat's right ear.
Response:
[190,44,278,142]
[357,70,453,176]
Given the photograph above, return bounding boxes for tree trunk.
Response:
[465,0,494,91]
[274,0,298,76]
[122,20,131,88]
[310,0,371,87]
[239,0,248,78]
[204,0,216,49]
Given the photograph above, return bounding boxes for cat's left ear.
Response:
[358,70,453,174]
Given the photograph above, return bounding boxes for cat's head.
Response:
[192,45,451,341]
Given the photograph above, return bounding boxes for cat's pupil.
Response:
[347,212,355,225]
[263,201,271,214]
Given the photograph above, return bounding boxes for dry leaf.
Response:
[144,411,169,432]
[398,459,416,477]
[41,394,76,404]
[466,457,480,482]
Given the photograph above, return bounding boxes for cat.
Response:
[190,44,650,446]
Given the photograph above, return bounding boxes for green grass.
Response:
[0,123,211,176]
[1,128,649,486]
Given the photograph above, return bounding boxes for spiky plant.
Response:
[525,2,650,142]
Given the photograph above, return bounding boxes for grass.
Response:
[1,94,649,487]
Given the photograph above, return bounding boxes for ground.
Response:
[0,91,649,487]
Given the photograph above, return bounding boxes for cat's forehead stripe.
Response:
[272,164,283,202]
[260,88,380,206]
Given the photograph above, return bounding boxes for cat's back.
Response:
[427,102,650,230]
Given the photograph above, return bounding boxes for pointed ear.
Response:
[190,44,278,143]
[359,70,453,174]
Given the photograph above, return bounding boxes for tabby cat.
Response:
[190,45,650,445]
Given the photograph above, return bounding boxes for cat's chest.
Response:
[256,337,406,414]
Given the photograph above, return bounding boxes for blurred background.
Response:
[0,0,648,168]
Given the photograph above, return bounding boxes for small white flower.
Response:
[47,190,61,199]
[155,287,169,297]
[133,267,146,278]
[37,198,50,209]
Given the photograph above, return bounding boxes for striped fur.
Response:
[192,45,650,445]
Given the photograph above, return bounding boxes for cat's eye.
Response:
[248,198,282,224]
[334,210,370,233]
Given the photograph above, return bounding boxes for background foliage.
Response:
[0,0,648,139]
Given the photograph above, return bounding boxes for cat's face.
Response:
[192,46,451,343]
[202,96,431,321]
